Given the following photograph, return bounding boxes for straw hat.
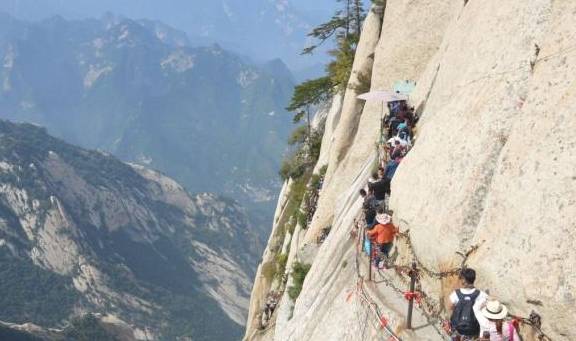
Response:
[481,300,508,320]
[375,213,391,225]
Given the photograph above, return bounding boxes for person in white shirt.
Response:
[477,300,520,341]
[448,268,488,340]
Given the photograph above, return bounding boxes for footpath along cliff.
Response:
[245,1,576,340]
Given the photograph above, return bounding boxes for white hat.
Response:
[375,213,391,225]
[481,300,508,320]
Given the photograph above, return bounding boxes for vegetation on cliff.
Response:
[0,120,258,340]
[260,0,370,314]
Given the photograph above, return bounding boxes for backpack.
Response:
[368,197,380,211]
[450,289,481,336]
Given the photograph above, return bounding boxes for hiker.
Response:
[367,169,390,206]
[387,135,409,149]
[264,292,278,321]
[390,140,406,160]
[477,300,520,341]
[366,211,397,268]
[449,268,488,340]
[388,116,403,138]
[384,158,401,179]
[397,129,411,145]
[360,188,378,226]
[397,119,412,139]
[404,108,415,126]
[388,100,404,115]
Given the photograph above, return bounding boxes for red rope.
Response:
[511,318,521,330]
[403,291,422,305]
[379,316,388,329]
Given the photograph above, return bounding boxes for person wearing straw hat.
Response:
[366,210,397,268]
[477,300,520,341]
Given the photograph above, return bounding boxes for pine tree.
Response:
[283,0,367,181]
[286,76,333,140]
[301,14,347,55]
[300,0,366,90]
[352,0,365,38]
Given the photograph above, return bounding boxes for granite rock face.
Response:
[246,1,576,340]
[391,1,576,339]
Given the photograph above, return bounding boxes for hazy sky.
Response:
[0,0,371,71]
[0,0,342,27]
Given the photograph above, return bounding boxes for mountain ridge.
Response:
[0,0,340,70]
[0,119,261,340]
[0,12,295,235]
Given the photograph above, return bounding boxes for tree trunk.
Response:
[306,105,313,160]
[345,0,351,38]
[354,0,362,37]
[306,105,312,142]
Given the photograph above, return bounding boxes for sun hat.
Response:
[481,300,508,320]
[375,213,391,225]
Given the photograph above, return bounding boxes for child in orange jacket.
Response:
[367,212,398,263]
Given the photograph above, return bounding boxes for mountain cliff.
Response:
[0,13,294,229]
[0,120,262,340]
[246,1,575,340]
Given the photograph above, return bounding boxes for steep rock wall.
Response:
[244,179,293,340]
[304,5,384,244]
[244,91,344,340]
[391,0,576,339]
[305,0,454,244]
[247,1,576,340]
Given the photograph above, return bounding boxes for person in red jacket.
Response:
[366,211,397,267]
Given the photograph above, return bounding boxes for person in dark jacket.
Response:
[388,116,403,138]
[368,170,390,204]
[360,188,378,226]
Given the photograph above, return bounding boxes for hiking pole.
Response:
[406,262,417,329]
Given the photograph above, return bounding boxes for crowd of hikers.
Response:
[359,100,414,269]
[360,99,521,341]
[256,96,522,340]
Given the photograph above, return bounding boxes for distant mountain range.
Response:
[0,120,261,339]
[0,13,295,232]
[0,0,346,71]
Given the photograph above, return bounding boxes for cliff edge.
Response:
[246,1,576,340]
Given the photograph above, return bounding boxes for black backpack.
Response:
[450,289,481,336]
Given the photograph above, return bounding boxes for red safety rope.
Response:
[379,316,388,329]
[403,291,422,305]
